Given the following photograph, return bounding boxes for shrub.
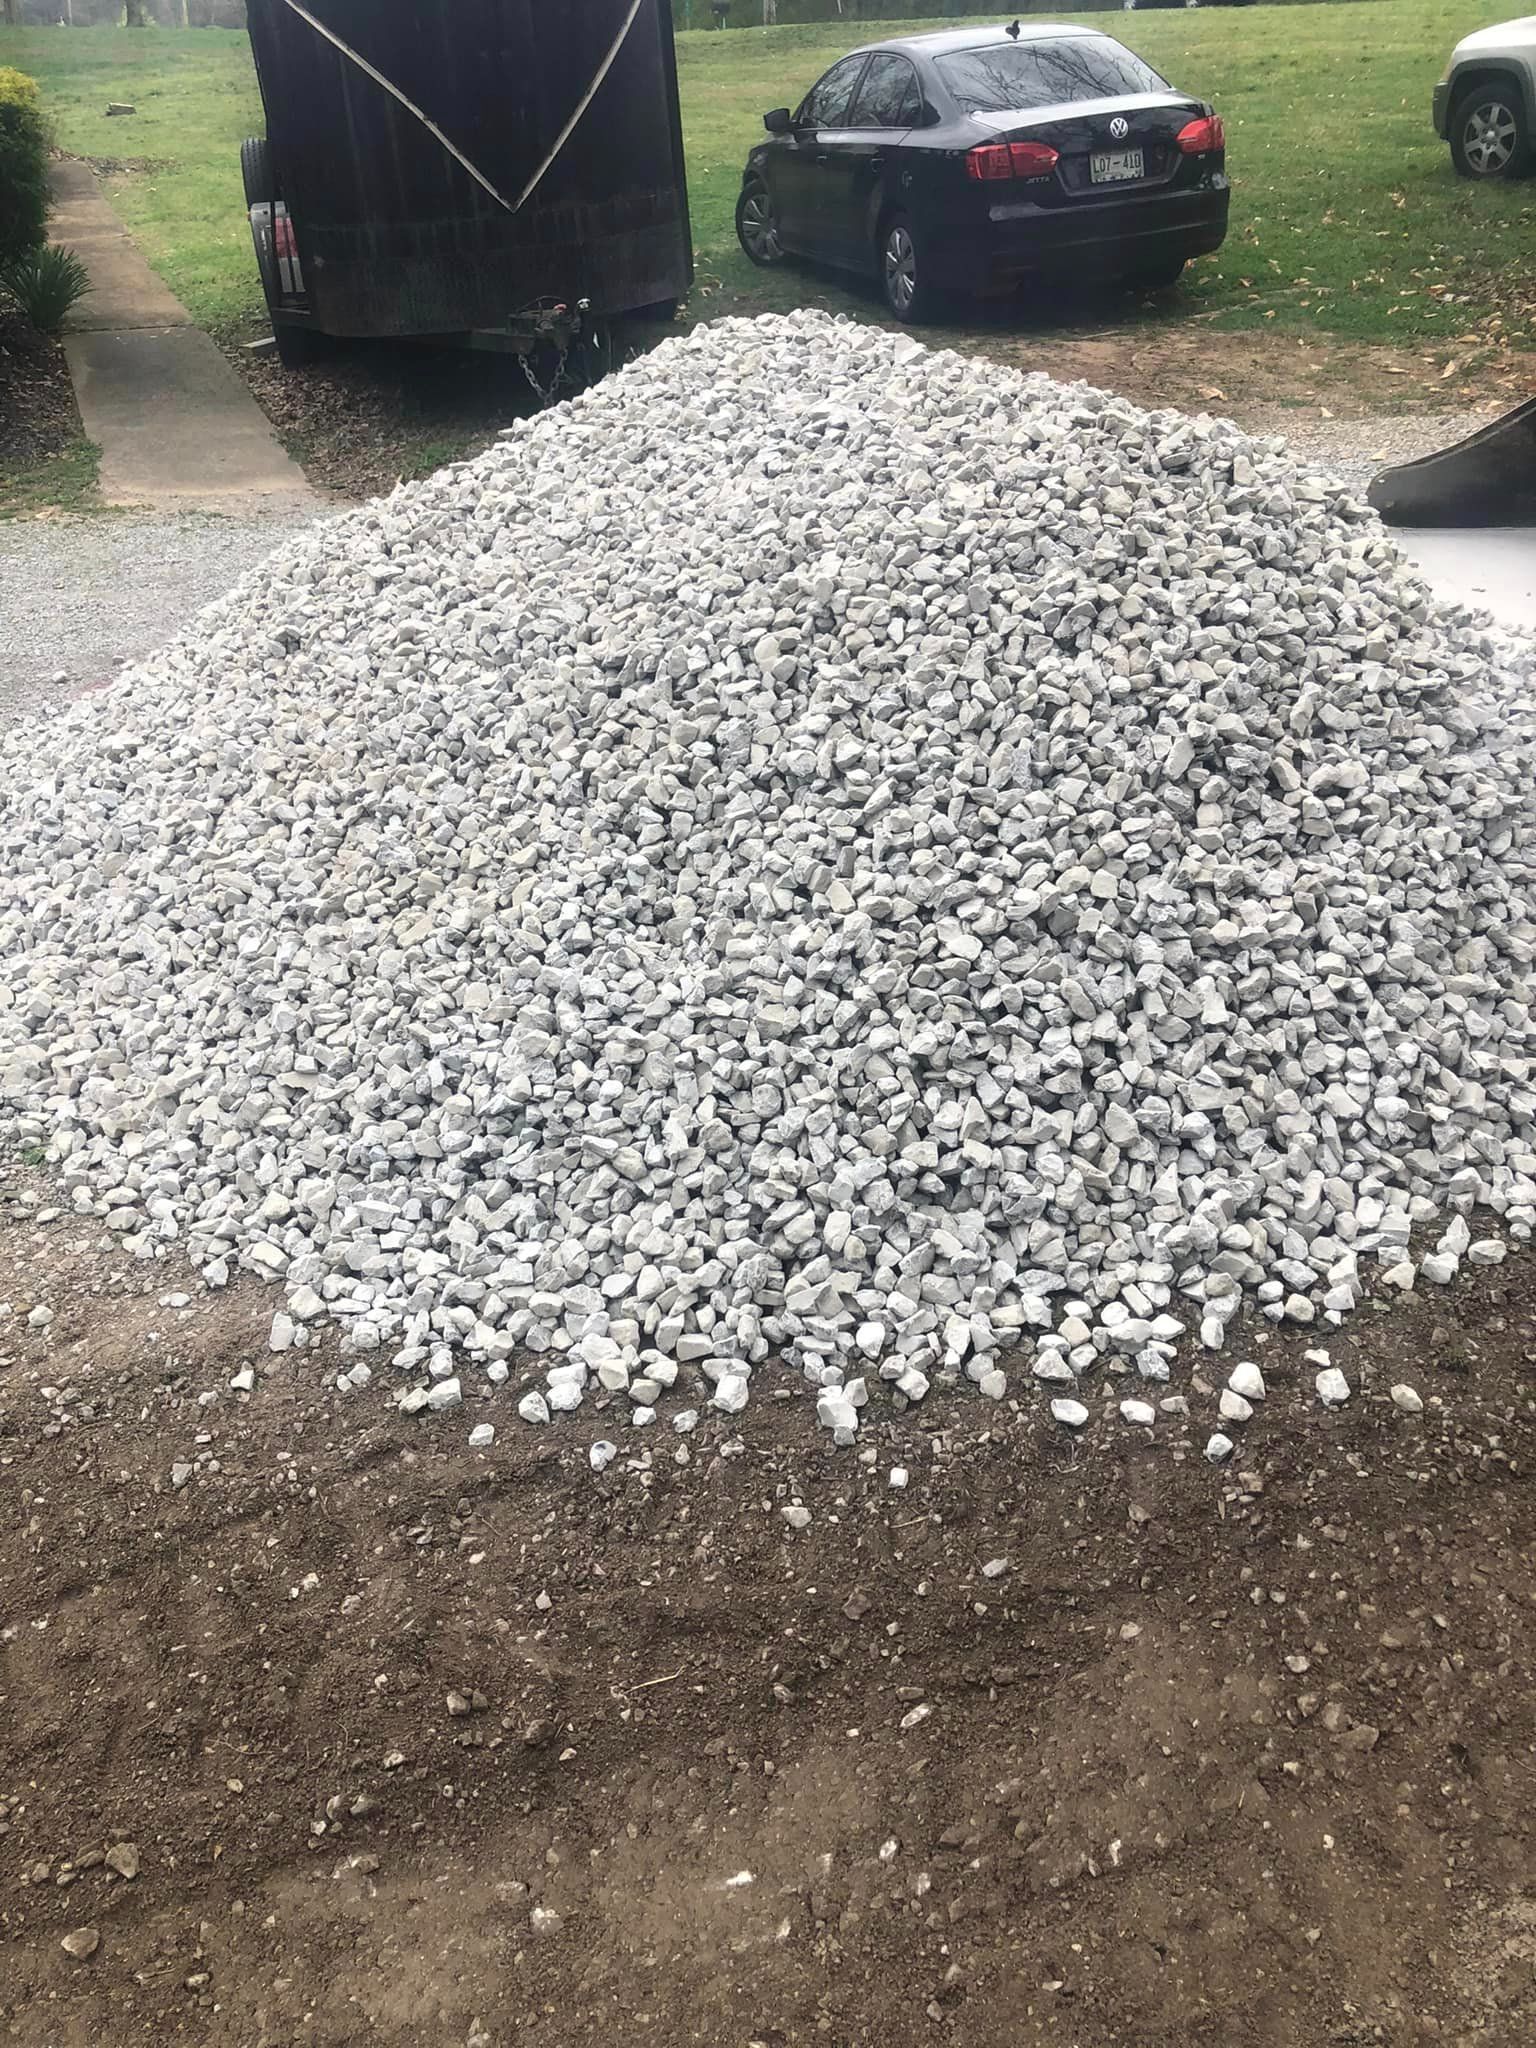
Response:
[2,244,92,333]
[0,68,49,272]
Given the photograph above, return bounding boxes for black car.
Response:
[735,21,1229,321]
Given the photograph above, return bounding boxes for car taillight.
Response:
[966,143,1012,181]
[1176,114,1225,155]
[965,140,1060,181]
[274,215,298,259]
[1009,141,1060,176]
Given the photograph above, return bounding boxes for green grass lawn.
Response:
[0,3,1530,349]
[678,1,1536,346]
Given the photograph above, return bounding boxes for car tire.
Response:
[240,134,274,209]
[1127,258,1186,291]
[736,179,784,267]
[879,214,938,324]
[1449,87,1532,179]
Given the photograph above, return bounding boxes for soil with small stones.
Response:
[0,310,81,479]
[223,278,1536,504]
[1,1157,1533,2048]
[229,338,546,502]
[223,309,675,502]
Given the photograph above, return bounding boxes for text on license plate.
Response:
[1090,149,1144,183]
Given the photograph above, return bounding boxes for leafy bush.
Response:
[0,68,49,272]
[2,245,92,333]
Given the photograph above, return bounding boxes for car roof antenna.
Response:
[1006,18,1020,37]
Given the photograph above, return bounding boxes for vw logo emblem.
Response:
[1109,116,1129,140]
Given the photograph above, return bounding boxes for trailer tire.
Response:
[241,134,287,319]
[241,134,274,209]
[272,321,327,368]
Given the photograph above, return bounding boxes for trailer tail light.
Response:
[1176,114,1225,155]
[271,205,305,298]
[965,140,1060,181]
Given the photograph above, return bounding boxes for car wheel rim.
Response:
[1464,101,1518,172]
[885,228,916,313]
[742,192,780,260]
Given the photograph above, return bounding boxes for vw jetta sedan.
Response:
[735,21,1230,321]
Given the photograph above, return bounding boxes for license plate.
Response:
[1090,149,1144,183]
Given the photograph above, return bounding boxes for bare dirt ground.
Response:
[1,1150,1532,2048]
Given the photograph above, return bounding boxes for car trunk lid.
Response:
[971,94,1210,201]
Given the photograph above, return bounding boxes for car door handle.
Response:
[813,151,831,164]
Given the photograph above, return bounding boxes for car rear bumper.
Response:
[1432,81,1451,138]
[931,181,1231,290]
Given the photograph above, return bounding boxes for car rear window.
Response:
[936,37,1166,116]
[852,52,923,129]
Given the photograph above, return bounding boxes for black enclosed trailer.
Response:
[240,0,692,371]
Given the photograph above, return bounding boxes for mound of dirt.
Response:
[1,1157,1532,2048]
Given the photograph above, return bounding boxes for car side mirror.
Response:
[764,106,793,135]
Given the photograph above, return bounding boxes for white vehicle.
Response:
[1433,14,1536,177]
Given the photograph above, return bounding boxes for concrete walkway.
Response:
[1393,526,1536,638]
[51,161,318,514]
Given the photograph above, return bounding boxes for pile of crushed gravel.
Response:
[3,310,1535,1445]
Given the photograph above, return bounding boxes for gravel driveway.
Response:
[1289,409,1500,485]
[0,509,319,731]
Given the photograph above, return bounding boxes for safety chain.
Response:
[520,338,573,405]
